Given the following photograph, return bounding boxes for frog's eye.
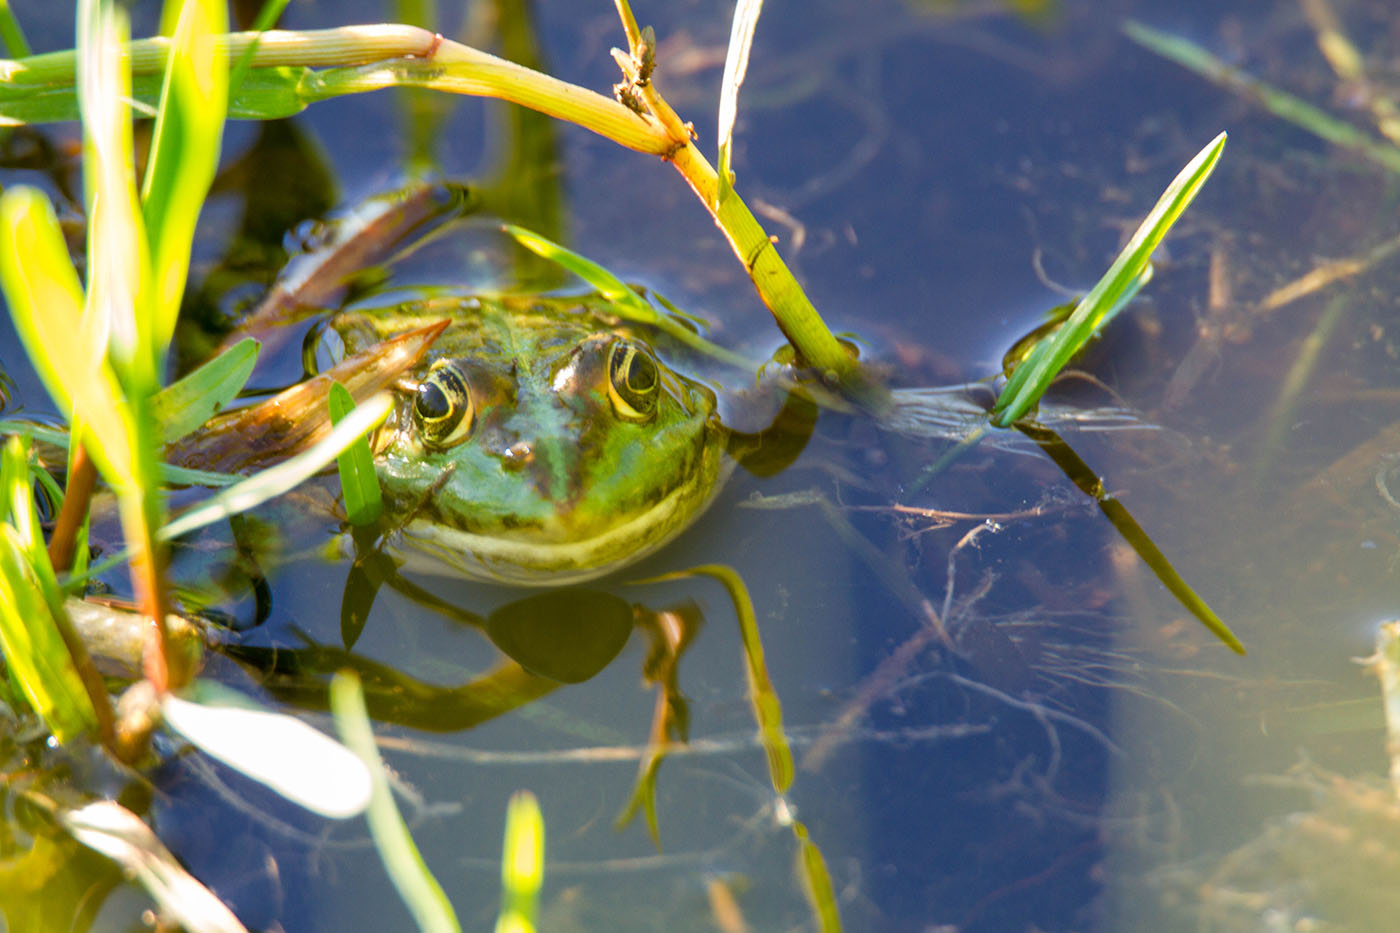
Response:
[413,361,474,448]
[607,340,660,422]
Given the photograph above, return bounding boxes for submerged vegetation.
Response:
[8,0,1398,929]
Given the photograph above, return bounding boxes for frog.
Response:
[320,292,732,586]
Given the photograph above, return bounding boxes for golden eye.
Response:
[607,340,660,422]
[413,360,474,448]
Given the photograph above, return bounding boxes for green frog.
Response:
[322,293,731,586]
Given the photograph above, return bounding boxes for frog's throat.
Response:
[390,456,733,587]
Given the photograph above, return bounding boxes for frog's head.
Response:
[374,327,726,585]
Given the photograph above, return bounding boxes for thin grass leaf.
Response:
[502,224,754,369]
[0,537,93,739]
[327,381,383,526]
[0,442,97,743]
[2,436,110,740]
[159,392,393,542]
[0,1,30,58]
[992,131,1226,426]
[142,0,227,359]
[0,186,137,490]
[162,682,370,819]
[792,819,842,933]
[495,790,544,933]
[78,0,153,385]
[228,0,292,100]
[61,801,248,933]
[331,671,461,933]
[1125,21,1400,176]
[152,338,259,442]
[716,0,763,207]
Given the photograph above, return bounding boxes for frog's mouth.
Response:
[390,455,731,586]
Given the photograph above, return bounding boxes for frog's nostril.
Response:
[501,441,534,469]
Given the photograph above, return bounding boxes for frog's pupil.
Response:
[626,354,656,392]
[416,382,451,421]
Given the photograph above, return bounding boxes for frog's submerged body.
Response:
[328,294,730,586]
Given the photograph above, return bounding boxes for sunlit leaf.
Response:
[152,338,259,442]
[716,0,764,207]
[0,187,136,490]
[59,801,248,933]
[162,682,370,819]
[0,534,96,741]
[143,0,228,359]
[331,671,461,933]
[328,381,383,526]
[78,0,152,384]
[0,437,97,741]
[992,131,1226,426]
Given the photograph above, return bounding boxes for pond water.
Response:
[4,0,1400,930]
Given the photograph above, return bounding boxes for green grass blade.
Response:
[327,381,384,526]
[78,0,153,385]
[142,0,227,361]
[0,1,30,58]
[992,131,1226,426]
[1124,21,1400,177]
[228,0,292,98]
[331,670,462,933]
[0,439,96,740]
[495,790,544,933]
[0,186,137,490]
[502,223,754,369]
[793,819,842,933]
[159,392,392,542]
[152,338,259,442]
[716,0,764,207]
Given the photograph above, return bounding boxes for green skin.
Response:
[331,295,728,586]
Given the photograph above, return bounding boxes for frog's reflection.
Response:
[221,574,703,741]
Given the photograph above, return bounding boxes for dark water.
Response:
[4,1,1400,930]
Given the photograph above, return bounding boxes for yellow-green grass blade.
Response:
[716,0,764,208]
[0,438,96,741]
[793,819,842,933]
[0,0,29,58]
[495,790,544,933]
[993,131,1226,427]
[332,671,461,933]
[142,0,228,361]
[0,186,137,491]
[327,381,383,526]
[78,0,153,386]
[502,223,754,370]
[152,338,259,442]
